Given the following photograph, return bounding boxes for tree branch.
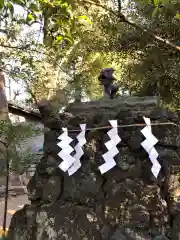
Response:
[0,29,8,34]
[0,44,30,50]
[83,0,180,52]
[122,18,180,52]
[117,0,121,12]
[0,44,74,81]
[24,79,38,105]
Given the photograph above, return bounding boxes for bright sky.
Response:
[5,4,42,103]
[5,1,130,103]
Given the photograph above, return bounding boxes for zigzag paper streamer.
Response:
[57,128,75,172]
[141,117,161,178]
[99,120,121,174]
[68,124,86,176]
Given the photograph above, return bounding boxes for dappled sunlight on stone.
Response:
[7,97,180,239]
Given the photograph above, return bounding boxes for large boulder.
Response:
[7,97,180,239]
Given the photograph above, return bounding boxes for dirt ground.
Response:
[0,194,29,227]
[0,173,30,228]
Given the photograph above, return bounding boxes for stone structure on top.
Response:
[8,96,180,240]
[98,68,119,99]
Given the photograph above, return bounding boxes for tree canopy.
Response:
[0,0,179,109]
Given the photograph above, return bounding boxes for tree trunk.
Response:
[0,71,8,119]
[0,70,9,236]
[0,70,9,170]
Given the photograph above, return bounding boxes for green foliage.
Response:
[114,0,180,109]
[0,0,4,10]
[0,0,124,103]
[0,120,42,175]
[0,0,180,109]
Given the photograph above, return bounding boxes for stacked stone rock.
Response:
[8,97,180,240]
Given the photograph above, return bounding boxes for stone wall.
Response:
[7,97,180,240]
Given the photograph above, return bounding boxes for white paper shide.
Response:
[68,124,86,176]
[99,120,121,174]
[141,117,161,178]
[57,128,75,172]
[57,117,162,177]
